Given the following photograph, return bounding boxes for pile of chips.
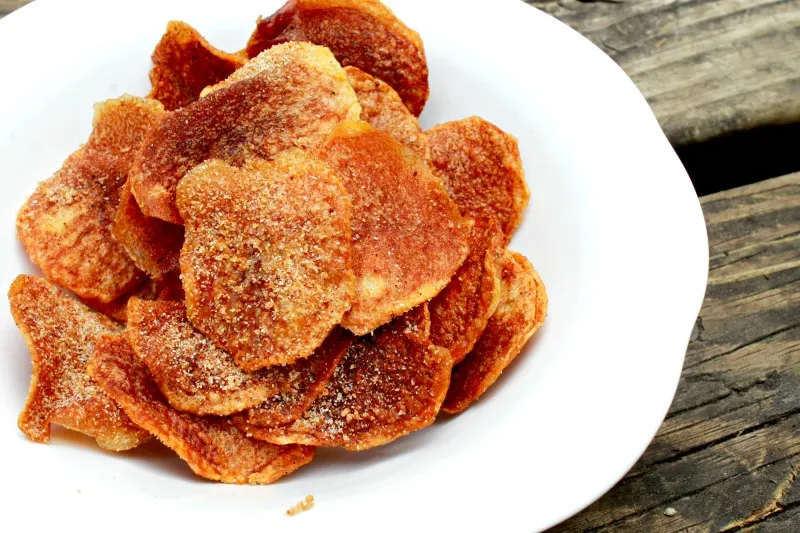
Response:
[9,0,547,485]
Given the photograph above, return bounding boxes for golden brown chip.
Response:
[238,309,452,451]
[17,96,165,302]
[247,0,428,115]
[148,20,246,111]
[79,273,184,323]
[127,299,352,418]
[429,217,504,364]
[79,277,161,323]
[129,42,360,223]
[176,152,354,370]
[114,180,184,280]
[442,251,547,414]
[344,66,428,158]
[88,334,315,484]
[8,275,150,450]
[319,121,468,335]
[427,117,529,244]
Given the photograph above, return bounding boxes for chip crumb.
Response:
[286,495,315,516]
[664,507,677,517]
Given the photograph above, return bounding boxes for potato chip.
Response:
[79,272,184,323]
[88,335,315,484]
[176,152,354,370]
[129,42,360,223]
[429,217,504,364]
[344,66,428,158]
[79,277,161,323]
[442,251,547,414]
[239,308,452,451]
[127,299,351,417]
[149,20,246,111]
[246,0,428,115]
[114,180,184,280]
[8,275,150,451]
[319,121,468,335]
[17,96,165,302]
[427,117,529,244]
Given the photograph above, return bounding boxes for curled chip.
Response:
[114,181,184,280]
[17,96,165,302]
[129,42,360,223]
[88,335,315,484]
[442,251,548,414]
[247,0,428,115]
[429,217,505,364]
[127,299,351,417]
[80,273,184,323]
[177,152,354,370]
[245,305,426,430]
[8,275,150,451]
[319,122,468,335]
[427,117,529,244]
[238,307,452,451]
[344,66,428,158]
[149,20,246,111]
[79,277,161,323]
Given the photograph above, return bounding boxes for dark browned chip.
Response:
[17,96,165,302]
[239,307,452,451]
[88,334,315,484]
[129,42,360,223]
[247,0,428,115]
[319,121,469,335]
[442,251,547,414]
[427,117,529,244]
[429,217,505,364]
[8,275,150,450]
[148,20,246,111]
[127,299,351,418]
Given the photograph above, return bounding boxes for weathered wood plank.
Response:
[526,0,800,146]
[549,173,800,532]
[0,0,29,19]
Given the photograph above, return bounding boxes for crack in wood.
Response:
[683,323,800,370]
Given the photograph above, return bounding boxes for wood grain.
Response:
[526,0,800,146]
[548,173,800,532]
[0,0,29,18]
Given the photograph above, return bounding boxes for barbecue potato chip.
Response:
[239,308,452,451]
[114,180,184,280]
[9,275,150,450]
[427,117,529,244]
[88,334,314,484]
[320,122,468,335]
[442,251,547,414]
[129,42,360,223]
[127,299,351,417]
[17,96,165,302]
[319,121,468,335]
[148,20,246,111]
[176,152,354,370]
[344,66,428,157]
[429,217,504,364]
[247,0,428,115]
[79,277,161,323]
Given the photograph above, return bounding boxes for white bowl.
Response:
[0,1,708,532]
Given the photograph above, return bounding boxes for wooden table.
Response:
[550,173,800,532]
[2,1,798,531]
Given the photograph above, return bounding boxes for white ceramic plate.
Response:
[0,1,708,531]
